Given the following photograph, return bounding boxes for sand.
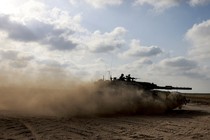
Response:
[0,103,209,140]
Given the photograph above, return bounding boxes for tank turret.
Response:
[109,74,192,91]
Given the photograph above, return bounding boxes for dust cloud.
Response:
[0,71,182,117]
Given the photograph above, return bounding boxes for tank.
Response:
[96,74,191,113]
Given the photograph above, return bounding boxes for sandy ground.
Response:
[0,103,209,140]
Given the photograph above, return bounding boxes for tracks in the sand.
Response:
[0,104,210,139]
[0,117,36,140]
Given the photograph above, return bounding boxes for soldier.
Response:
[119,73,125,81]
[126,74,131,82]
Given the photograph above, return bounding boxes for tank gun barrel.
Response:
[155,86,192,90]
[134,81,192,90]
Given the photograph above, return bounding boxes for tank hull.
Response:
[95,80,189,114]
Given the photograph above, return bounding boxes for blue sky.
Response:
[0,0,210,92]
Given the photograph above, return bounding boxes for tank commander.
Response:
[119,73,125,81]
[126,74,131,82]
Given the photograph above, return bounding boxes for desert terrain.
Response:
[0,93,210,140]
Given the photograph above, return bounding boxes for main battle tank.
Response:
[96,74,191,113]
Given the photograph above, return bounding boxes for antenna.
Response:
[109,53,114,80]
[108,71,112,80]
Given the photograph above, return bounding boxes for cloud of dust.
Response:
[0,71,183,117]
